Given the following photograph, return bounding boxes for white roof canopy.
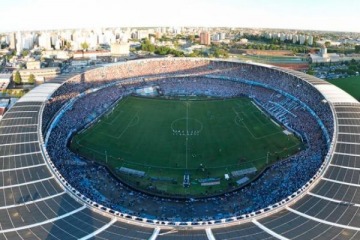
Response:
[315,84,358,104]
[17,83,61,103]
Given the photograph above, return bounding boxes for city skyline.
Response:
[1,0,359,33]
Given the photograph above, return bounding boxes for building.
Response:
[73,50,110,59]
[299,35,306,45]
[71,59,90,67]
[22,33,35,50]
[293,35,299,44]
[0,98,10,119]
[119,32,129,43]
[316,40,341,47]
[60,30,73,42]
[200,32,211,45]
[15,31,23,53]
[55,39,62,50]
[42,50,71,60]
[9,32,16,49]
[220,32,226,40]
[308,36,314,46]
[212,34,220,42]
[26,60,41,70]
[39,33,53,50]
[238,38,248,44]
[265,33,272,39]
[137,30,149,40]
[0,74,11,91]
[280,33,286,42]
[149,36,155,44]
[0,49,10,56]
[13,67,60,83]
[309,45,340,63]
[110,42,130,56]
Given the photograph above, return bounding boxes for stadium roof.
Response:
[315,84,359,104]
[17,83,61,103]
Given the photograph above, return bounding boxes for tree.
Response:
[21,49,30,57]
[325,41,331,48]
[140,39,156,53]
[28,74,36,84]
[355,45,360,53]
[312,37,319,47]
[306,67,315,75]
[80,42,89,51]
[63,41,72,50]
[188,35,195,43]
[14,71,22,85]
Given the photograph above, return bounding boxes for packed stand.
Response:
[44,61,332,222]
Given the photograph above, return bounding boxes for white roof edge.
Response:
[314,84,358,104]
[17,83,61,103]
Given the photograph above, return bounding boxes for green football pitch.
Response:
[70,96,302,197]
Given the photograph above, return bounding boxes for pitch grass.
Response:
[70,96,302,197]
[327,76,360,101]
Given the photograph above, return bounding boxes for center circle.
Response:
[171,118,203,136]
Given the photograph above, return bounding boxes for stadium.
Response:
[0,58,359,239]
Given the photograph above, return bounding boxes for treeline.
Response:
[332,59,360,75]
[139,39,184,57]
[232,41,308,54]
[13,71,36,85]
[139,39,229,58]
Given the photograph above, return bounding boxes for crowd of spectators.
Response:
[43,59,332,222]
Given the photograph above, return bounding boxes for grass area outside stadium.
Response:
[70,95,303,198]
[327,75,360,101]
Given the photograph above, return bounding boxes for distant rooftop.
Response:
[0,74,12,79]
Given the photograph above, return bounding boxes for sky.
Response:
[0,0,359,32]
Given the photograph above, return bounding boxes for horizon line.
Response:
[1,25,359,34]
